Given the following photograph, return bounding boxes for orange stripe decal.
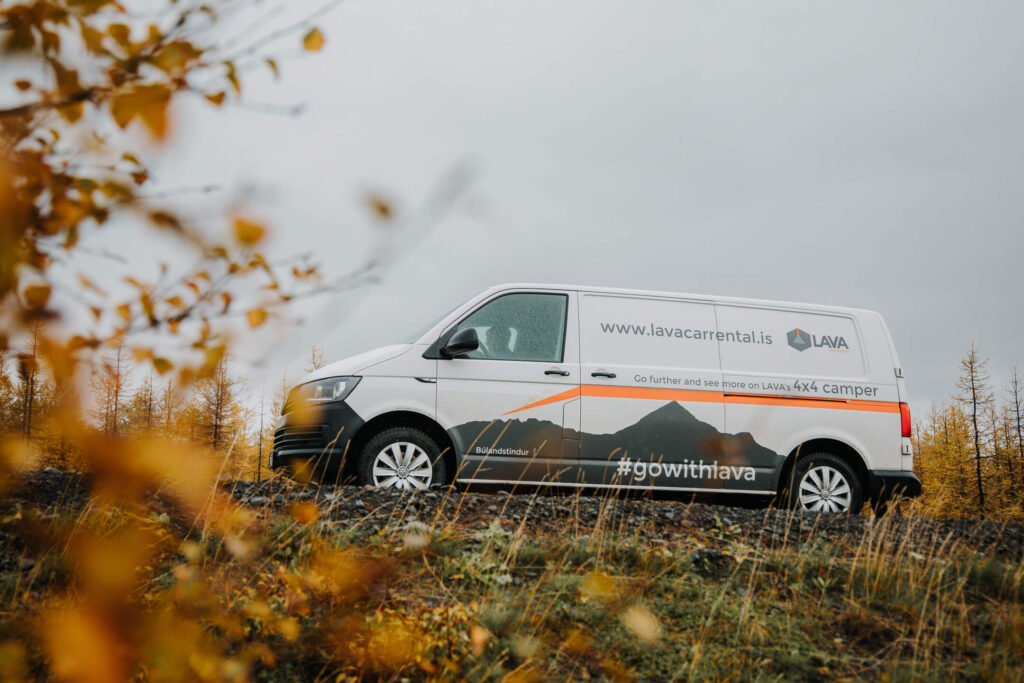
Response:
[724,392,901,413]
[504,385,899,415]
[503,386,581,415]
[582,385,724,403]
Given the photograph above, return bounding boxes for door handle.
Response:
[591,371,616,378]
[545,369,570,376]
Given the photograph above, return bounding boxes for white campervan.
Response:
[272,284,921,513]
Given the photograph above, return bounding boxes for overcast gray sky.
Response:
[145,0,1022,413]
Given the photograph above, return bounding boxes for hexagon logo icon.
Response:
[787,328,811,352]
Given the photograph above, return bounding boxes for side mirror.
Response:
[442,327,479,358]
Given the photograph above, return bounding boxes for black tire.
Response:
[357,427,447,490]
[787,452,863,514]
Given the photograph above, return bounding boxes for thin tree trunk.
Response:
[971,380,986,517]
[20,324,39,440]
[1013,374,1024,488]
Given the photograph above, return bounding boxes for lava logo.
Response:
[787,328,812,351]
[787,328,849,352]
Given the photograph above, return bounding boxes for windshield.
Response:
[400,300,465,344]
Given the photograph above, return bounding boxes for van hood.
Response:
[301,344,411,384]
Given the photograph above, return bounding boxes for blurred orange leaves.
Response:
[302,28,325,52]
[110,85,173,140]
[233,216,267,247]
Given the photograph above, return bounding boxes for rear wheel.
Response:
[788,452,863,514]
[357,427,447,491]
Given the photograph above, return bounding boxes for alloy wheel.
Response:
[798,465,852,513]
[371,441,433,490]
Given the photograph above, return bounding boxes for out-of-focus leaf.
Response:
[110,85,172,139]
[276,617,300,642]
[366,194,392,221]
[23,283,51,310]
[78,273,106,295]
[470,625,492,655]
[225,61,240,94]
[233,216,266,246]
[57,101,84,124]
[108,23,130,46]
[80,24,105,53]
[52,62,81,93]
[148,210,182,231]
[621,604,662,644]
[69,335,101,351]
[290,501,318,524]
[42,606,125,683]
[580,571,618,602]
[246,308,268,328]
[151,40,202,75]
[0,641,27,680]
[302,28,324,52]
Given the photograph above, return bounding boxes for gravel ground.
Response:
[7,468,1024,560]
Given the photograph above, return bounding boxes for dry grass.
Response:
[1,468,1022,681]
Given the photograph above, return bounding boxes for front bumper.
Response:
[868,470,922,503]
[270,400,365,469]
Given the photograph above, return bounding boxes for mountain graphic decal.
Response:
[450,401,783,489]
[581,401,779,467]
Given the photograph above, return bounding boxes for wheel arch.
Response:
[345,410,458,483]
[777,437,871,499]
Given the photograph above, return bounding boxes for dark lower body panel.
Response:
[270,401,365,471]
[868,470,922,503]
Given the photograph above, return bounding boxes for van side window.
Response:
[453,293,568,362]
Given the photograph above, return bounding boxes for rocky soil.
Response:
[8,467,1024,560]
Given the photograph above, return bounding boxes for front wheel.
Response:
[357,427,447,491]
[788,453,863,514]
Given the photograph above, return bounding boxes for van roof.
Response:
[483,283,879,317]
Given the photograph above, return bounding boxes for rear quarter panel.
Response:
[718,304,901,473]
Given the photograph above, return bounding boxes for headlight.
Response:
[284,376,360,414]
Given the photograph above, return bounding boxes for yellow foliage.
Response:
[303,28,325,52]
[233,216,266,247]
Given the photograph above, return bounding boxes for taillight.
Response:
[899,402,911,438]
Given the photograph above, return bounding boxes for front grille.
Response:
[274,424,326,452]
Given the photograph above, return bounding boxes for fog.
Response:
[145,0,1023,411]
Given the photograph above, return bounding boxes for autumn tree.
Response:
[1008,366,1024,487]
[272,372,292,418]
[0,0,337,434]
[192,353,244,452]
[0,350,16,432]
[123,371,157,437]
[956,344,992,517]
[307,344,326,372]
[14,322,44,440]
[0,3,396,680]
[913,402,974,516]
[90,338,131,435]
[156,377,182,437]
[36,372,77,470]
